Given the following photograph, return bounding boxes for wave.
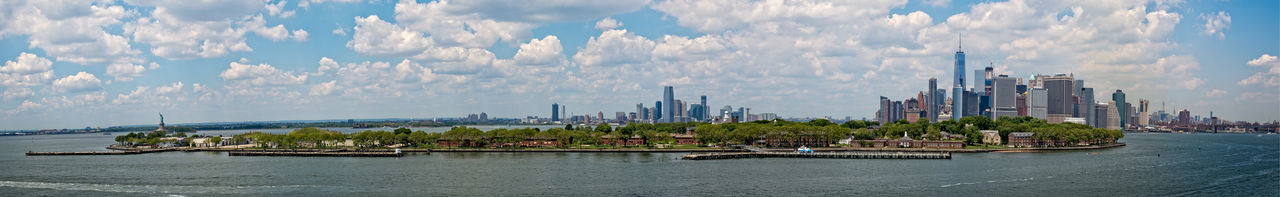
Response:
[940,176,1050,188]
[0,180,339,194]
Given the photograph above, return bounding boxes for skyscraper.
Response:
[1080,88,1095,127]
[700,95,708,121]
[635,103,643,121]
[1138,99,1150,126]
[879,96,891,125]
[952,35,966,121]
[992,75,1018,120]
[1112,89,1126,129]
[552,103,560,122]
[655,101,662,122]
[663,86,674,123]
[1028,87,1048,120]
[1106,101,1121,130]
[1074,80,1085,117]
[928,78,937,122]
[1042,74,1075,123]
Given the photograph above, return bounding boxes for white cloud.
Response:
[1200,11,1230,39]
[299,0,362,9]
[111,82,184,105]
[595,17,622,30]
[924,0,951,7]
[319,58,439,98]
[2,2,143,65]
[2,88,34,100]
[572,29,655,67]
[1239,54,1280,87]
[309,80,338,96]
[347,15,433,57]
[265,0,295,18]
[123,0,305,59]
[1247,54,1277,66]
[219,62,308,86]
[291,29,308,41]
[52,72,103,92]
[0,53,56,88]
[331,25,346,35]
[106,62,147,81]
[514,35,566,66]
[1205,89,1227,97]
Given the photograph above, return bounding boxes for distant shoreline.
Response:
[86,143,1127,155]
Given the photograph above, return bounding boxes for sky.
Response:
[0,0,1276,130]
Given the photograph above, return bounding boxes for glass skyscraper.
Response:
[952,36,965,121]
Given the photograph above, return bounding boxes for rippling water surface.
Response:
[1,131,1276,196]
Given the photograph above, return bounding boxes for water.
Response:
[0,132,1276,196]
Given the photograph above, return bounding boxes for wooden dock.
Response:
[681,151,952,160]
[228,150,405,157]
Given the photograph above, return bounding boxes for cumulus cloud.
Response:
[347,15,433,57]
[2,88,34,100]
[265,0,295,18]
[595,17,622,30]
[309,80,338,96]
[1200,11,1230,39]
[1239,54,1280,87]
[514,35,566,66]
[0,53,56,88]
[106,62,147,81]
[219,62,308,86]
[573,29,655,67]
[53,72,103,92]
[112,82,184,105]
[316,58,439,98]
[123,0,306,59]
[1,1,143,65]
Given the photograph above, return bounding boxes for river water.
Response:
[0,129,1276,196]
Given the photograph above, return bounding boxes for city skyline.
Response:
[0,0,1278,130]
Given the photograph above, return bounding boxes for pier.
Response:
[228,150,407,157]
[681,151,952,160]
[26,148,177,156]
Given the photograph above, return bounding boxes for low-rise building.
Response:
[1007,132,1034,147]
[980,130,1001,145]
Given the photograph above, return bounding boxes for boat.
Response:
[102,132,111,135]
[797,146,813,153]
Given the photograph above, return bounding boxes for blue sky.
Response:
[0,0,1276,130]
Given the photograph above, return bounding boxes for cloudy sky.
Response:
[0,0,1276,130]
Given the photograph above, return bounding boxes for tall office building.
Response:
[1106,101,1121,130]
[984,66,994,94]
[635,103,643,121]
[879,96,891,125]
[700,95,708,121]
[1112,89,1126,129]
[1074,80,1085,117]
[964,90,980,117]
[928,78,938,122]
[1138,99,1150,126]
[991,75,1018,119]
[655,101,662,122]
[1028,87,1048,120]
[552,103,560,122]
[1080,88,1095,127]
[663,86,674,123]
[1042,74,1075,123]
[1095,102,1109,129]
[952,36,966,121]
